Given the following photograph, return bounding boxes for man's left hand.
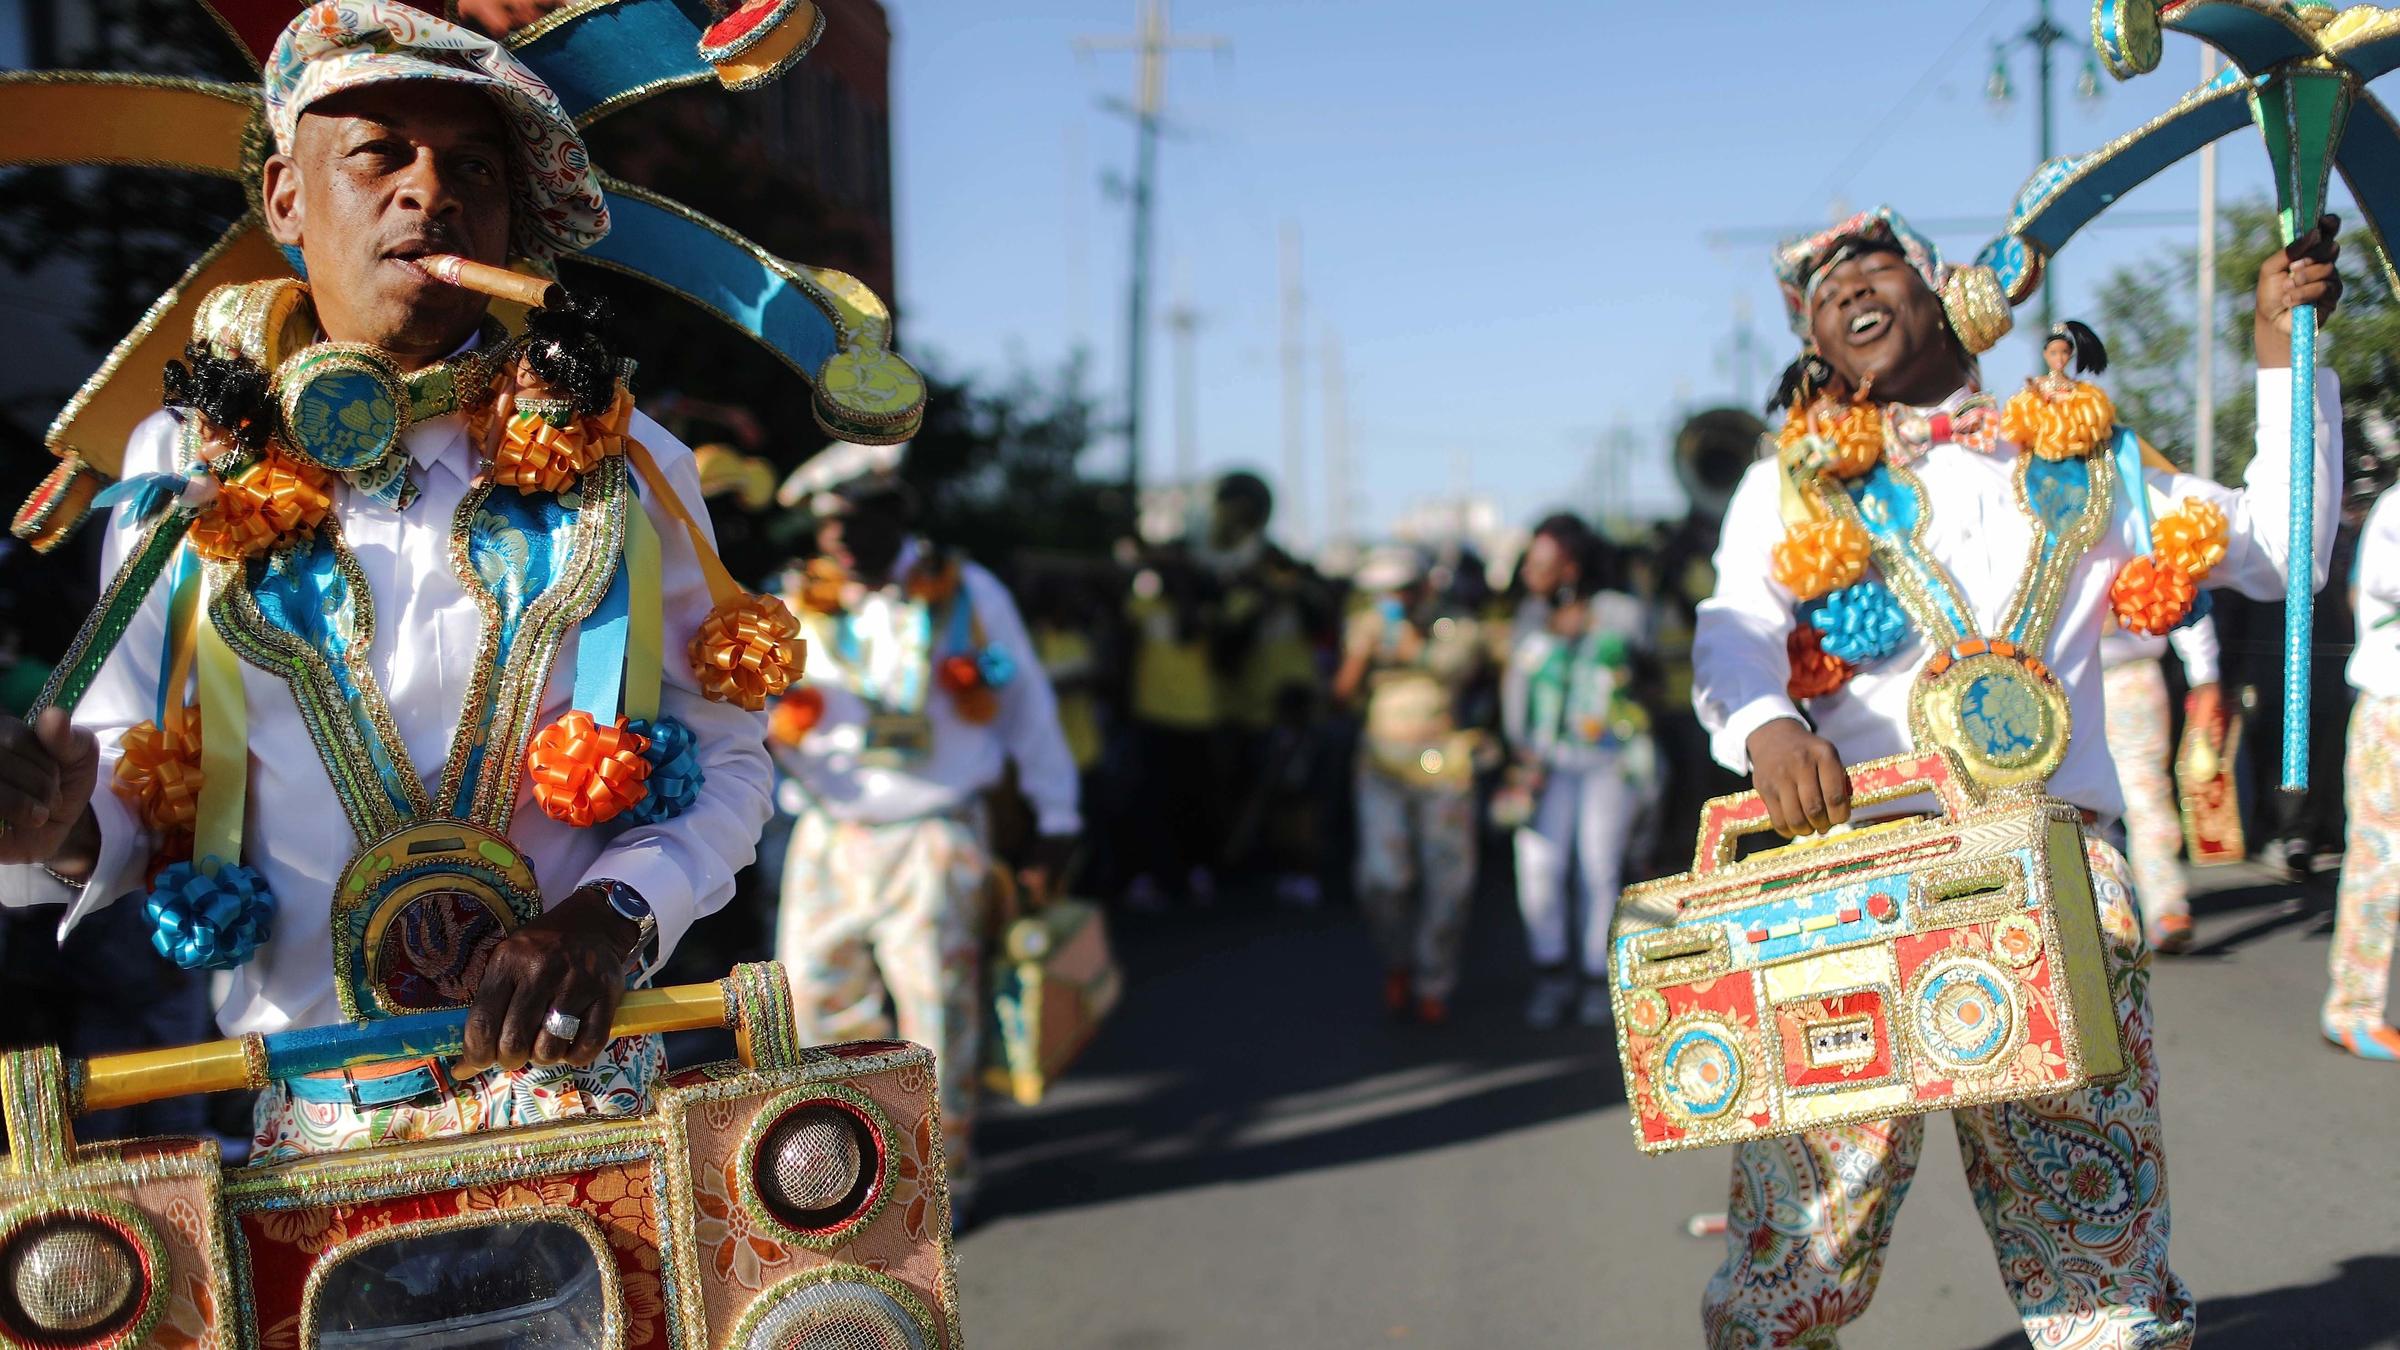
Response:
[458,886,640,1072]
[1016,835,1078,910]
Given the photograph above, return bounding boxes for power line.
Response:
[1074,0,1228,511]
[1802,0,2016,218]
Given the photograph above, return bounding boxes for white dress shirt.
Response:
[2348,487,2400,698]
[777,540,1082,837]
[1695,369,2340,822]
[2100,611,2221,684]
[2,404,775,1037]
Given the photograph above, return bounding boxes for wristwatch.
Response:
[586,879,656,968]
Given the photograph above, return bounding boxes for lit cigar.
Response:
[419,254,564,310]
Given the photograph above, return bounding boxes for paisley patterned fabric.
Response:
[2101,661,2189,939]
[263,1,608,261]
[1704,838,2194,1349]
[250,1033,663,1162]
[775,808,988,1175]
[2325,695,2400,1055]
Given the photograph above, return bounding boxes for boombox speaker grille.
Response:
[742,1279,932,1350]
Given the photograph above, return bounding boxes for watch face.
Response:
[606,884,653,920]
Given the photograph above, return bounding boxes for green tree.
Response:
[2093,198,2400,487]
[906,352,1118,566]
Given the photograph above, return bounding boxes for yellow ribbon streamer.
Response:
[161,552,203,737]
[624,496,664,723]
[192,584,248,873]
[622,435,743,609]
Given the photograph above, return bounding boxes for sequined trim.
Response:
[0,1047,72,1174]
[726,960,805,1069]
[32,513,189,717]
[209,522,420,841]
[440,455,632,828]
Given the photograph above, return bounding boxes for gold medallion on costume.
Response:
[333,820,544,1020]
[1911,646,2072,791]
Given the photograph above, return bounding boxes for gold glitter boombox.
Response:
[1608,750,2124,1154]
[0,963,962,1349]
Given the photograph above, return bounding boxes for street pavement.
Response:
[958,861,2400,1349]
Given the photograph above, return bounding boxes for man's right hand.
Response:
[0,709,101,873]
[1744,717,1850,838]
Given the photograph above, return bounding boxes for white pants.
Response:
[1513,760,1638,978]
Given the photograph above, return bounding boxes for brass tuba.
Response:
[1672,407,1770,522]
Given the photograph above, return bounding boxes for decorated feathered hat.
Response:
[3,0,925,551]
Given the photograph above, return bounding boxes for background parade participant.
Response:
[1691,205,2342,1348]
[2326,481,2400,1062]
[1334,545,1489,1023]
[770,441,1081,1221]
[1502,513,1658,1030]
[0,1,778,1157]
[2100,609,2221,954]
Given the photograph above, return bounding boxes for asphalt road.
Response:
[957,861,2400,1349]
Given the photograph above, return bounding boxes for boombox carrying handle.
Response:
[1691,748,1971,877]
[70,961,806,1115]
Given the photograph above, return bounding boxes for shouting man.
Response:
[1691,206,2342,1347]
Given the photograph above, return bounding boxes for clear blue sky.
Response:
[887,0,2359,545]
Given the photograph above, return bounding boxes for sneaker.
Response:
[1576,984,1615,1029]
[2324,1019,2400,1063]
[2264,837,2307,883]
[2148,913,2194,955]
[1382,969,1412,1017]
[1524,973,1575,1031]
[1414,994,1450,1026]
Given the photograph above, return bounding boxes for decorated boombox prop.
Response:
[0,963,962,1349]
[1607,751,2124,1155]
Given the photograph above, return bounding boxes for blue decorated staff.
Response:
[1979,0,2398,788]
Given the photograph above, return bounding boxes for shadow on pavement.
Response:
[977,878,1619,1223]
[1959,1253,2400,1350]
[2178,873,2333,959]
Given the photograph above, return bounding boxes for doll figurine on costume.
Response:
[1999,319,2117,463]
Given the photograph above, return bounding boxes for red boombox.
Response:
[1608,751,2125,1154]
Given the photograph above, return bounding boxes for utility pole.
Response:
[1989,0,2103,334]
[1165,297,1202,493]
[1322,327,1351,565]
[1280,222,1309,554]
[1076,1,1227,508]
[2195,45,2221,481]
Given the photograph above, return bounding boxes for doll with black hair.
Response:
[1998,318,2119,462]
[2040,318,2110,387]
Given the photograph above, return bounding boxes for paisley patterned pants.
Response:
[251,1035,663,1163]
[2101,661,2188,936]
[776,807,988,1173]
[1703,839,2194,1349]
[2325,694,2400,1039]
[1355,767,1478,1001]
